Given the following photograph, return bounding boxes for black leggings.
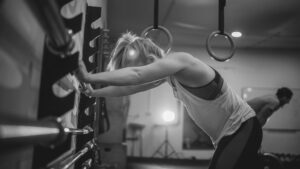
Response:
[209,117,263,169]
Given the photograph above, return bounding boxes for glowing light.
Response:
[127,49,137,60]
[231,31,242,38]
[246,88,252,92]
[162,110,175,123]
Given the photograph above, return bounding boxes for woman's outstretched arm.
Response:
[83,79,166,97]
[76,53,188,86]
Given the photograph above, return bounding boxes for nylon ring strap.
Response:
[206,0,236,62]
[154,0,159,29]
[141,0,173,53]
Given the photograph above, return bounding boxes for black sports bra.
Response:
[180,68,224,100]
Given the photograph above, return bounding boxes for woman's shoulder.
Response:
[167,51,192,57]
[166,52,196,62]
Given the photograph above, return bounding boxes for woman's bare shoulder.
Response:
[167,51,193,57]
[166,52,197,62]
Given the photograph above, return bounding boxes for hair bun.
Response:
[121,32,139,44]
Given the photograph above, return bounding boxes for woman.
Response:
[76,32,262,169]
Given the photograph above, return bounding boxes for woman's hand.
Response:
[75,60,90,82]
[80,84,94,97]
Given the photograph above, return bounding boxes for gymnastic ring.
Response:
[141,25,173,54]
[45,29,75,57]
[206,31,236,62]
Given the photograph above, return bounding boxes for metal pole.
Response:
[164,126,168,158]
[46,140,96,169]
[0,117,65,147]
[0,117,93,147]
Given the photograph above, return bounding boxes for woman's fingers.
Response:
[81,84,94,96]
[76,60,88,82]
[78,60,87,70]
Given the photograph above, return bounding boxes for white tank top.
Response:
[168,77,255,146]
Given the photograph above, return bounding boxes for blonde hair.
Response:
[106,32,164,71]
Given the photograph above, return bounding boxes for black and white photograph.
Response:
[1,0,300,169]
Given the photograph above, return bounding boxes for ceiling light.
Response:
[231,31,242,38]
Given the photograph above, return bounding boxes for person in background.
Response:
[247,87,293,169]
[247,87,293,127]
[76,32,262,169]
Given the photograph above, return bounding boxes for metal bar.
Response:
[64,126,93,135]
[61,148,89,169]
[81,159,92,169]
[0,117,65,147]
[0,116,94,147]
[47,140,96,169]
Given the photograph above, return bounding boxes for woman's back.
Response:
[168,52,216,88]
[165,53,256,145]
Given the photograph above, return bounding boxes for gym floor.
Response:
[127,157,209,169]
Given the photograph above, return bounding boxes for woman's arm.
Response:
[77,53,189,86]
[84,79,166,97]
